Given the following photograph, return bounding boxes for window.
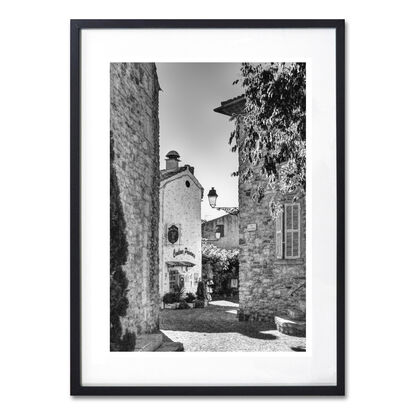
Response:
[185,180,190,188]
[215,224,224,239]
[276,203,301,259]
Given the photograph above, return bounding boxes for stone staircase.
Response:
[274,305,306,337]
[275,315,306,337]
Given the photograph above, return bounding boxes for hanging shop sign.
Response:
[173,247,195,258]
[167,225,179,244]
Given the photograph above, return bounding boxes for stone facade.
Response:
[110,63,160,335]
[159,154,203,298]
[238,175,306,322]
[202,214,239,250]
[214,96,306,322]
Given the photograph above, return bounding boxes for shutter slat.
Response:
[286,205,293,230]
[292,231,299,257]
[286,232,293,258]
[276,211,283,259]
[293,204,299,230]
[285,203,301,259]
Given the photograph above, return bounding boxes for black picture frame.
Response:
[71,19,345,396]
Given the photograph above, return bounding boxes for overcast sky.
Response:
[156,63,243,221]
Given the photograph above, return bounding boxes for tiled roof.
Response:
[160,166,188,181]
[219,94,245,107]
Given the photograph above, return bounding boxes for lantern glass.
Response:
[207,187,218,208]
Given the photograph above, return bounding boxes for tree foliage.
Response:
[202,241,239,271]
[202,241,239,296]
[230,62,306,217]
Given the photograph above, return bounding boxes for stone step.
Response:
[155,342,184,352]
[287,308,306,321]
[134,333,163,352]
[275,316,306,337]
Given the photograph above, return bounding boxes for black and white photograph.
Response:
[110,62,306,353]
[71,20,343,394]
[5,0,415,411]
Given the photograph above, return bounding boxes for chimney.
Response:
[165,150,180,171]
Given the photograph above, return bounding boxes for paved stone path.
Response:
[160,300,306,352]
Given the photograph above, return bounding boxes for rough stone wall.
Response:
[110,63,160,335]
[238,126,306,322]
[202,214,239,250]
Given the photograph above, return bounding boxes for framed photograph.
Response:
[71,19,345,395]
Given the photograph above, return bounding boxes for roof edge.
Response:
[214,95,246,116]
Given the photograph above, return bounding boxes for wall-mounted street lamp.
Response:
[207,187,239,216]
[207,187,218,208]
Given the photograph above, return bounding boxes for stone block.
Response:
[287,308,306,321]
[155,342,184,352]
[134,333,163,351]
[274,316,306,337]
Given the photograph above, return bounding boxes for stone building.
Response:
[159,151,204,298]
[110,63,161,340]
[202,213,239,250]
[214,96,306,324]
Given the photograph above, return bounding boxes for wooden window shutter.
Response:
[285,203,301,259]
[276,210,283,259]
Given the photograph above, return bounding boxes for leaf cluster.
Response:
[229,63,306,216]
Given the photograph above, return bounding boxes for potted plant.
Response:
[177,300,190,310]
[185,292,196,308]
[162,292,180,309]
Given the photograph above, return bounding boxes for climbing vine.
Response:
[110,135,136,351]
